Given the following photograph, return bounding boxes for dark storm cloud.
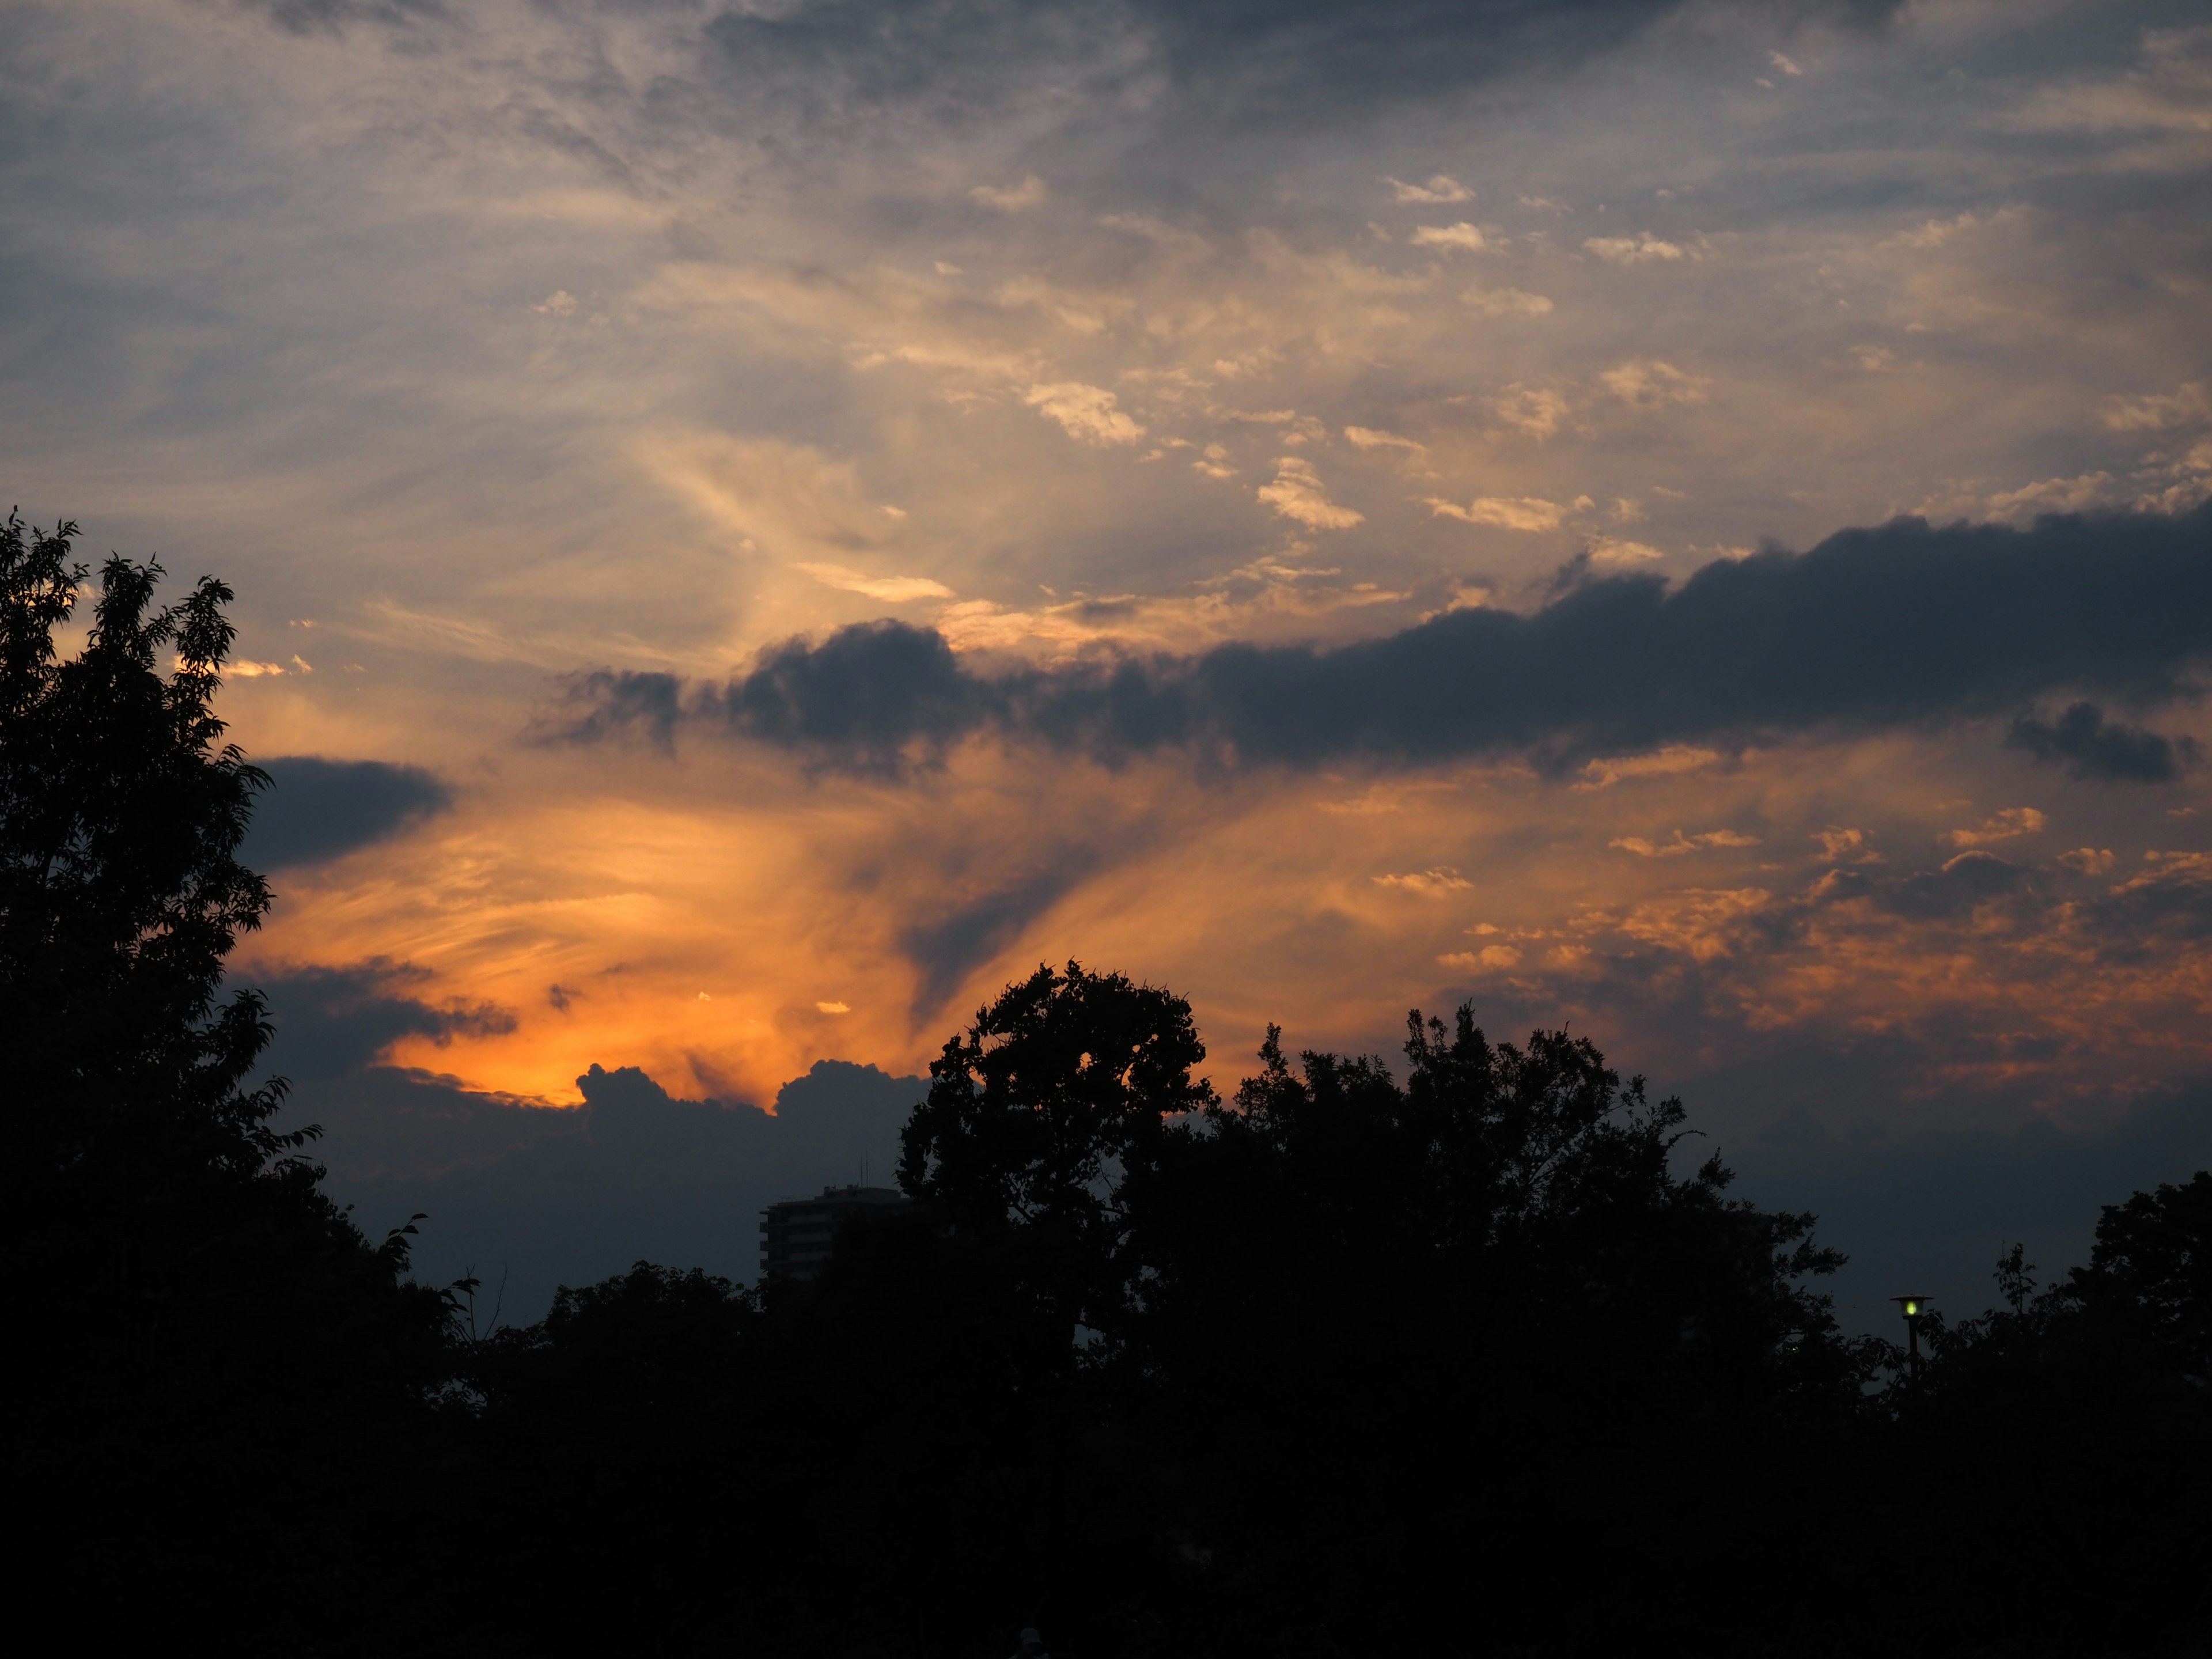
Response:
[550,505,2212,776]
[2006,701,2199,784]
[252,960,516,1079]
[288,1055,926,1320]
[244,756,453,870]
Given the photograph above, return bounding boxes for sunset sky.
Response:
[7,0,2210,1321]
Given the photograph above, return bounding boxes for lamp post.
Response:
[1891,1294,1931,1382]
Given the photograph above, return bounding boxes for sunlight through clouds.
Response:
[2,0,2207,1163]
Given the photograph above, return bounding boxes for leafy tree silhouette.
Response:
[1,513,454,1645]
[1863,1171,2212,1655]
[1104,1007,1869,1652]
[900,959,1217,1361]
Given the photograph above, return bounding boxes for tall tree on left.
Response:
[0,513,452,1637]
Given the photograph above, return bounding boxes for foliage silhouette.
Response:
[899,960,1217,1359]
[1,513,457,1646]
[1854,1173,2212,1655]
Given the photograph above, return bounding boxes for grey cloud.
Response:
[2007,701,2199,784]
[228,0,446,35]
[290,1055,925,1321]
[2082,857,2212,955]
[899,857,1103,1018]
[537,620,998,774]
[1883,851,2028,920]
[711,620,997,771]
[691,1,1913,131]
[553,504,2212,777]
[244,756,453,870]
[253,959,516,1080]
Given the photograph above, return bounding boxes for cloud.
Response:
[241,0,444,35]
[1886,850,2027,918]
[243,756,453,871]
[1608,829,1760,857]
[548,502,2212,777]
[1984,472,2120,523]
[1587,534,1664,564]
[1426,495,1569,532]
[2007,701,2199,783]
[536,619,993,772]
[1388,174,1472,203]
[1256,456,1363,529]
[2090,851,2212,948]
[1576,745,1723,789]
[1374,866,1472,894]
[1767,51,1803,77]
[253,959,516,1081]
[289,1055,926,1321]
[1410,222,1487,252]
[1599,359,1709,407]
[1888,210,1985,250]
[1461,286,1553,316]
[970,175,1048,211]
[1816,826,1877,863]
[1493,384,1570,438]
[1438,944,1522,969]
[1023,382,1147,446]
[639,433,901,560]
[899,859,1101,1016]
[1943,807,2046,849]
[1344,425,1425,452]
[793,562,956,602]
[1584,232,1685,264]
[2103,384,2208,433]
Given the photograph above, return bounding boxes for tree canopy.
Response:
[2,513,453,1645]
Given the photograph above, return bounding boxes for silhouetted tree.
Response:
[899,960,1217,1360]
[1105,1008,1866,1652]
[1,513,452,1645]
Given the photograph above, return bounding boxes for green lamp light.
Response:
[1892,1294,1932,1380]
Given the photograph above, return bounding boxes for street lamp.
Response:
[1891,1294,1931,1381]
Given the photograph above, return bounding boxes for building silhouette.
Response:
[759,1184,911,1281]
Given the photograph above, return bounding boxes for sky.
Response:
[6,0,2211,1324]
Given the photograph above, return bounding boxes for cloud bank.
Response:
[546,504,2212,774]
[244,757,453,869]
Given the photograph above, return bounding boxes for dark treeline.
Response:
[6,517,2207,1657]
